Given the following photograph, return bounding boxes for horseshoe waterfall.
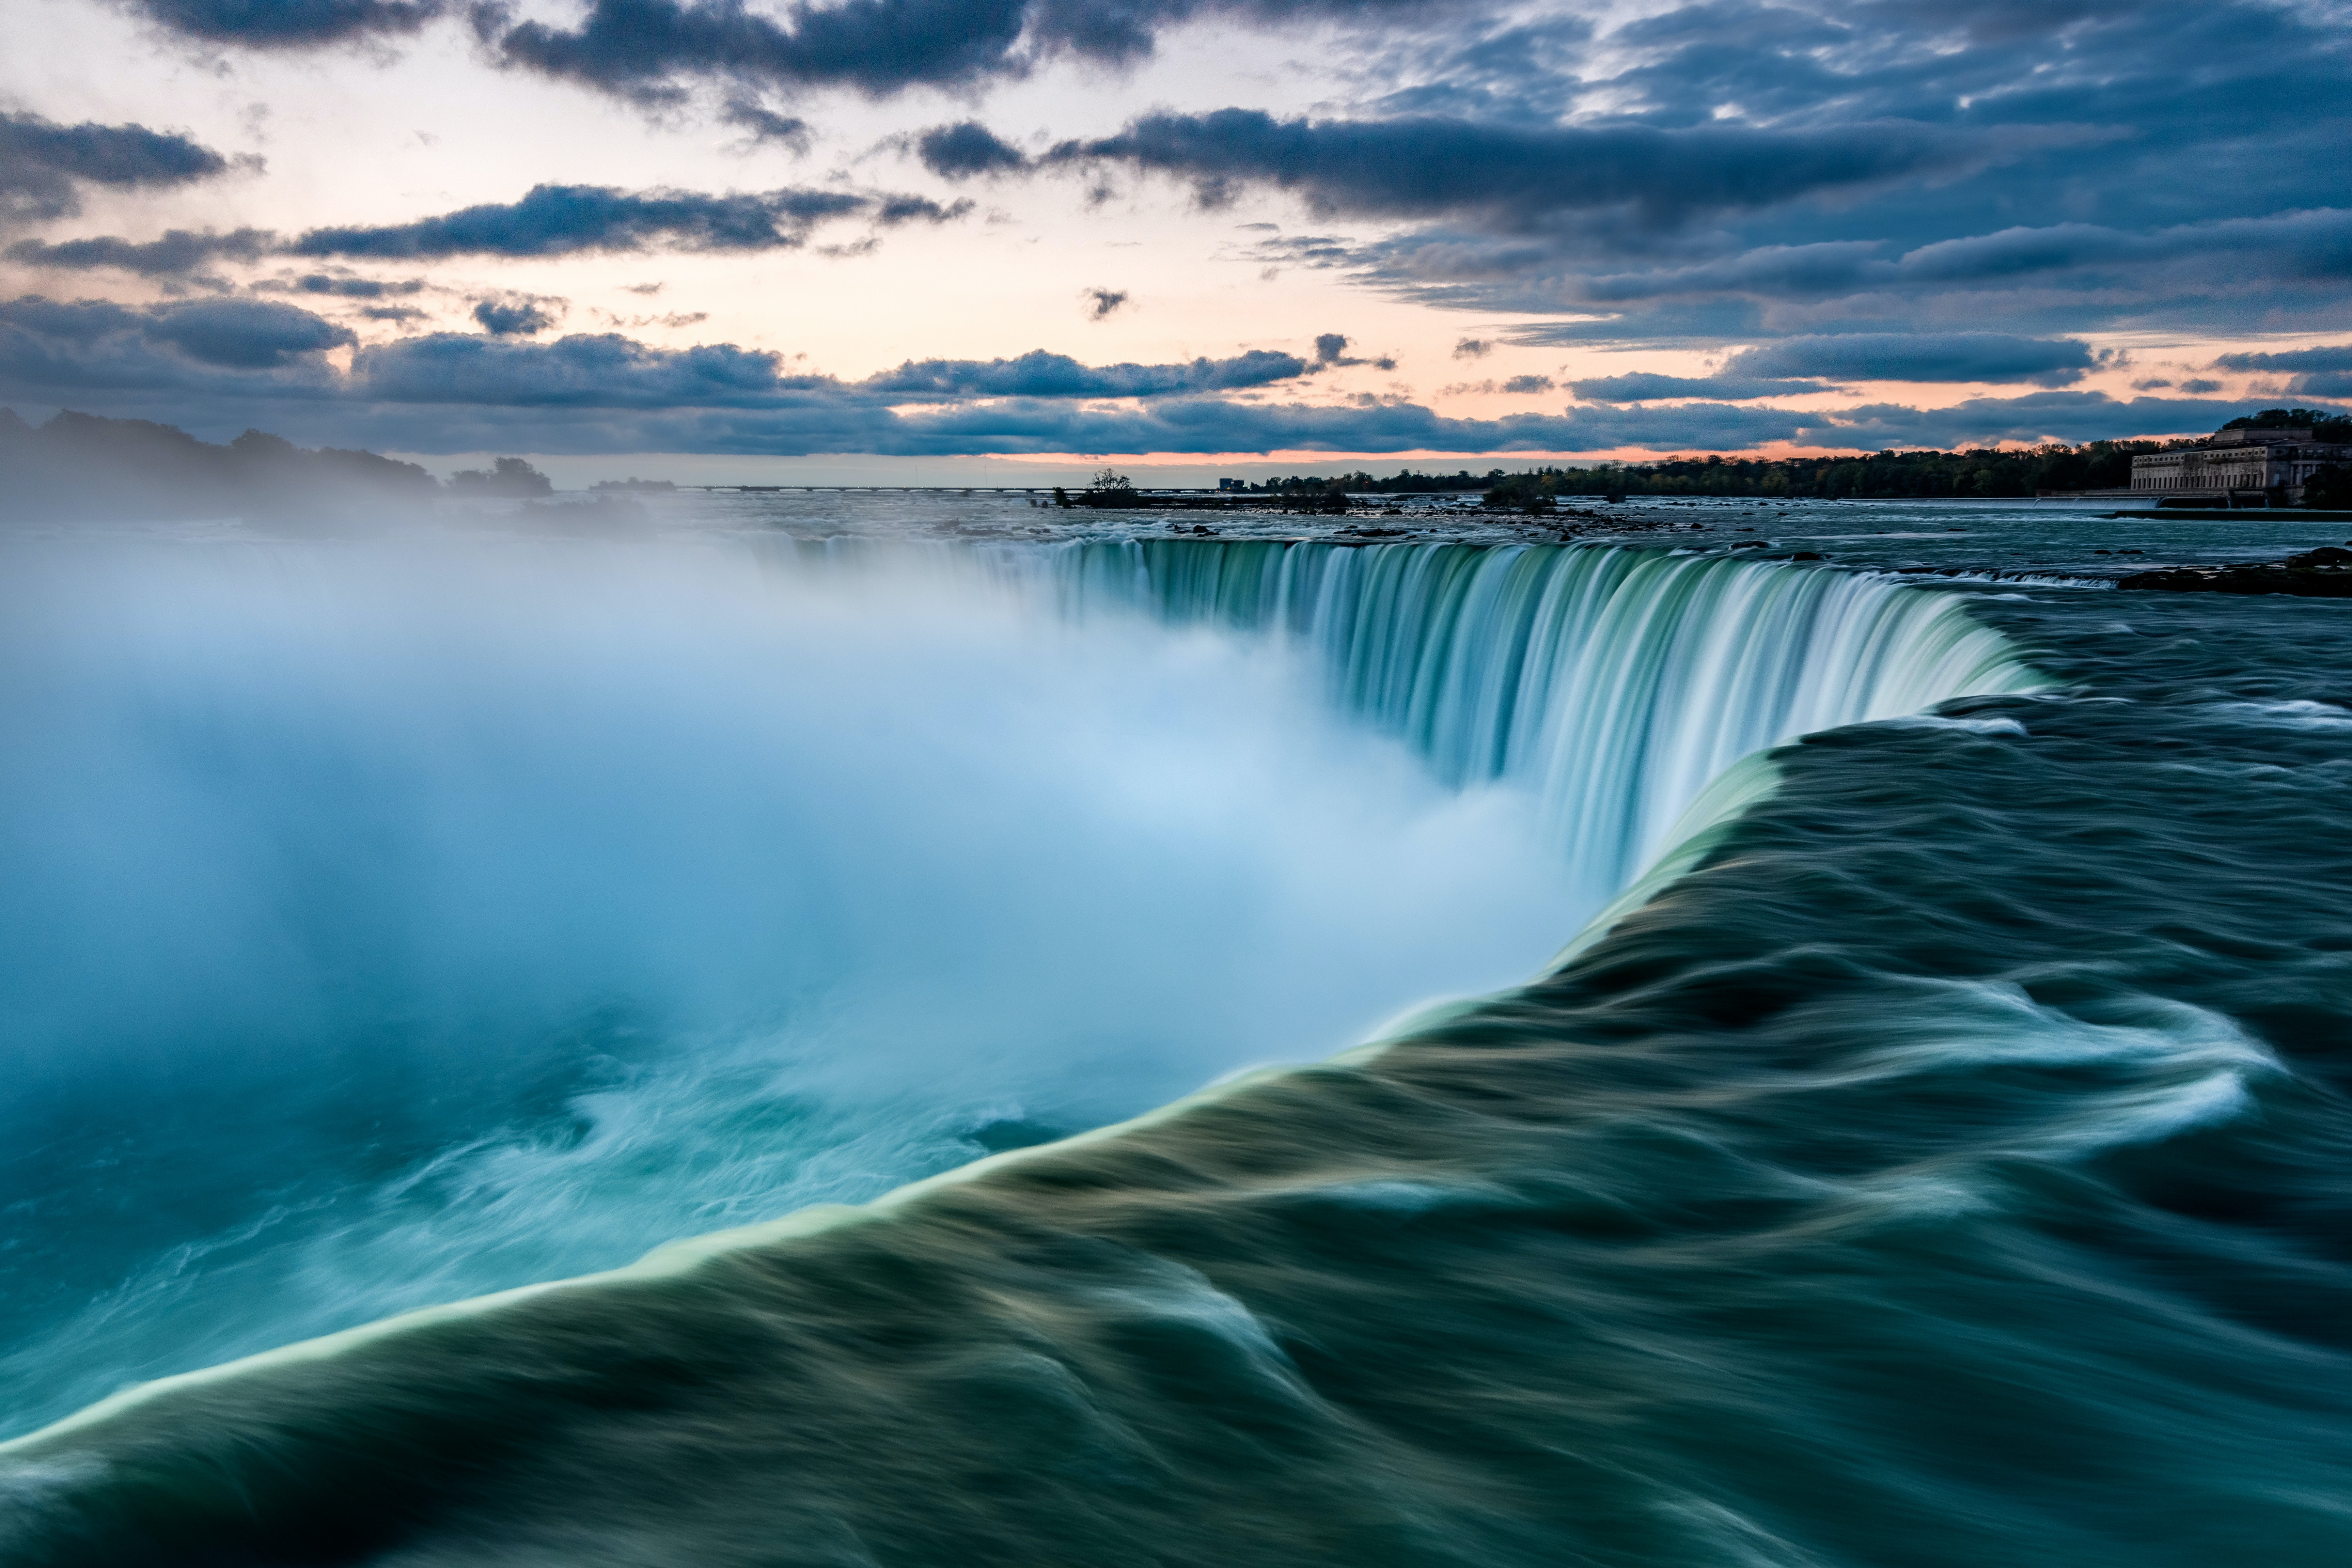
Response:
[4,524,2349,1568]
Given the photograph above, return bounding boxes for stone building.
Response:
[2132,424,2351,503]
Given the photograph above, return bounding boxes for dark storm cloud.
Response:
[916,121,1030,179]
[4,228,274,277]
[1049,109,2006,227]
[132,0,444,46]
[862,347,1306,396]
[0,112,236,224]
[1721,334,2097,388]
[288,182,944,257]
[8,304,2283,457]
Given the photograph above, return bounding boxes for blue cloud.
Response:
[1373,204,2352,344]
[12,182,967,279]
[864,348,1307,396]
[133,0,442,46]
[1199,0,2352,339]
[1722,333,2096,387]
[2211,343,2352,396]
[5,305,2307,458]
[483,0,1039,100]
[719,100,811,149]
[474,0,1436,101]
[916,122,1029,178]
[140,299,358,369]
[1051,109,1996,227]
[346,332,821,407]
[472,298,560,336]
[1572,373,1831,402]
[2212,344,2352,372]
[0,111,236,223]
[4,228,274,277]
[287,273,425,299]
[289,183,904,258]
[874,194,974,226]
[0,297,354,391]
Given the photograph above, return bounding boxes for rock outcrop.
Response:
[2119,546,2352,597]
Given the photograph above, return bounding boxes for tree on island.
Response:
[1056,468,1140,507]
[1482,471,1559,513]
[448,456,554,498]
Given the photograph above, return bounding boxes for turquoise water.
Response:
[2,500,2348,1565]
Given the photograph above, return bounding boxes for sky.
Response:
[2,0,2350,481]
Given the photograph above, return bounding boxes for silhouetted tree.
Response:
[448,456,554,498]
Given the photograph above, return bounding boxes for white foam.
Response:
[2212,699,2352,731]
[1883,714,2029,736]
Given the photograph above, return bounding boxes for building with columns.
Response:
[2132,424,2351,503]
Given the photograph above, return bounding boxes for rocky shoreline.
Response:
[2119,546,2352,597]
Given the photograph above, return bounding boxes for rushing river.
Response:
[2,496,2347,1567]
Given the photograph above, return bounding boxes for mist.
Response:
[0,525,1584,1435]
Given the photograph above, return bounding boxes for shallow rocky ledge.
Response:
[2120,546,2352,597]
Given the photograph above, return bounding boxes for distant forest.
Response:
[1241,409,2352,504]
[7,405,2347,522]
[0,409,558,522]
[1234,448,2177,499]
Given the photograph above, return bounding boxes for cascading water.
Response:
[0,522,2144,1568]
[0,527,2032,1448]
[1019,538,2043,904]
[0,532,1585,1435]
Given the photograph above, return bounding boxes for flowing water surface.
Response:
[2,497,2348,1567]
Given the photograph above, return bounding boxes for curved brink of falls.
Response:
[0,545,2048,1563]
[1024,539,2045,914]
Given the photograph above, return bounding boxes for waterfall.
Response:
[0,531,2050,1472]
[1012,539,2045,908]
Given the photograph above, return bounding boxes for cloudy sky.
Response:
[3,0,2349,478]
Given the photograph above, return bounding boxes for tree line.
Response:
[1239,410,2352,508]
[0,408,571,522]
[10,405,2346,523]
